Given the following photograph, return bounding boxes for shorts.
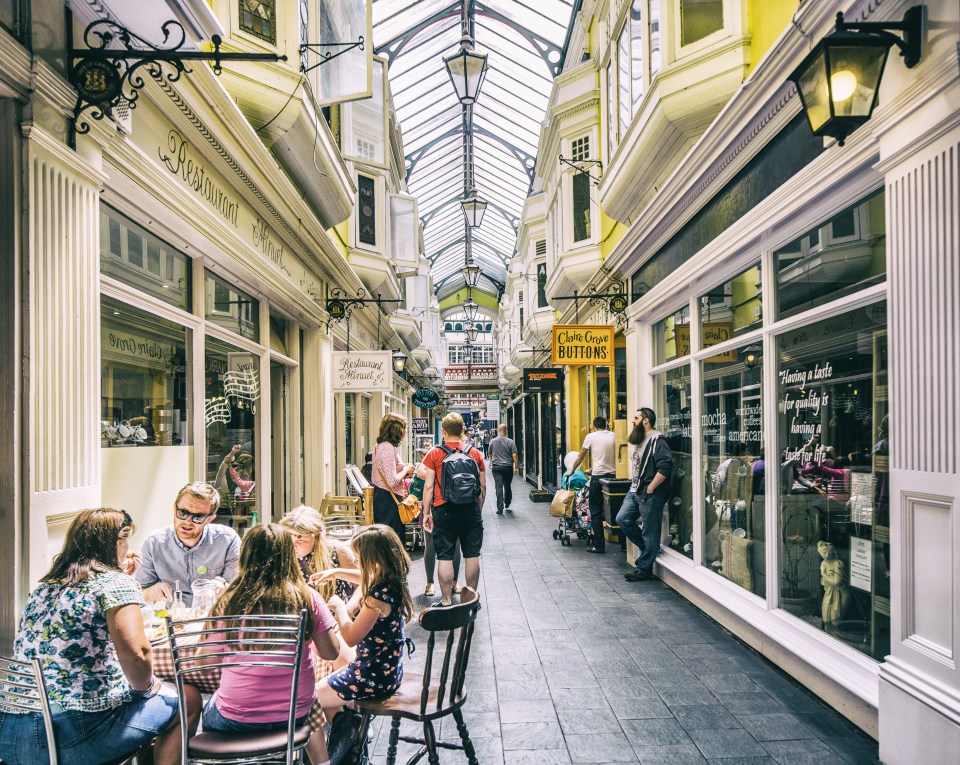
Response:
[203,696,309,733]
[432,502,483,559]
[0,688,178,765]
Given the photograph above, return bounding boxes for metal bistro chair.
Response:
[353,588,482,765]
[166,610,311,765]
[0,655,136,765]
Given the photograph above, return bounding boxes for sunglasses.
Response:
[120,510,133,528]
[175,507,217,524]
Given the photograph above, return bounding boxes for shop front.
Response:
[520,367,566,490]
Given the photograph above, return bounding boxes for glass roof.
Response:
[373,0,576,298]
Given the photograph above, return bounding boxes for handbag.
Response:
[409,465,426,501]
[328,708,367,765]
[378,468,421,525]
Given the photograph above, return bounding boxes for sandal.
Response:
[452,583,463,595]
[424,583,435,597]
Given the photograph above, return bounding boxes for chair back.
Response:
[320,492,366,535]
[0,655,59,764]
[165,610,308,765]
[417,588,481,716]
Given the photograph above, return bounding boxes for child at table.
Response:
[312,524,414,712]
[201,524,341,765]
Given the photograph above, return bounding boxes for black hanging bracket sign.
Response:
[559,155,603,185]
[68,15,288,146]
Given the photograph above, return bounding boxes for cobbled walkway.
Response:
[373,473,882,764]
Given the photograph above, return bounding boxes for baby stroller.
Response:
[553,471,591,546]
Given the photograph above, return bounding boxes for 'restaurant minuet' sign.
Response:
[332,351,392,391]
[551,325,615,366]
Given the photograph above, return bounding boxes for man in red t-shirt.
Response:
[421,412,486,606]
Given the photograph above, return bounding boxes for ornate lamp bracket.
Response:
[555,281,627,324]
[325,288,402,351]
[559,155,603,185]
[299,38,365,74]
[68,16,287,146]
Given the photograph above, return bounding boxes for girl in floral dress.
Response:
[311,524,414,712]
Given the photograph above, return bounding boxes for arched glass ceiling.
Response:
[373,0,576,298]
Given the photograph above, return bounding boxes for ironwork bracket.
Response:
[325,288,402,351]
[299,38,365,74]
[68,16,287,146]
[555,282,626,324]
[559,155,603,186]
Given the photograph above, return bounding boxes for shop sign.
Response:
[675,324,737,362]
[412,389,440,409]
[412,418,428,433]
[849,536,872,591]
[332,351,392,391]
[486,399,501,421]
[447,393,489,409]
[523,367,563,393]
[551,325,615,366]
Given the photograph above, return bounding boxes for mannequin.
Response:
[818,541,849,625]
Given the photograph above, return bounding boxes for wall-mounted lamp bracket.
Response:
[559,155,603,185]
[299,38,365,74]
[326,287,402,351]
[555,282,627,324]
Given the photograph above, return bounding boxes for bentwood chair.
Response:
[0,655,137,765]
[353,588,482,765]
[165,610,310,765]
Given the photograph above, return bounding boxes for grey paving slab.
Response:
[395,473,878,765]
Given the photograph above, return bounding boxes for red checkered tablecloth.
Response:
[151,636,333,731]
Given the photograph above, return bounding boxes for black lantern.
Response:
[789,6,923,146]
[460,187,488,228]
[462,296,479,322]
[443,34,489,106]
[465,323,479,343]
[742,344,762,370]
[391,350,407,374]
[461,261,482,288]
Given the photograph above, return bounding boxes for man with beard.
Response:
[618,407,674,582]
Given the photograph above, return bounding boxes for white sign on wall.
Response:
[849,536,872,591]
[333,351,392,391]
[486,400,501,421]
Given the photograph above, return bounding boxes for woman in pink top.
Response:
[371,413,415,544]
[200,524,340,764]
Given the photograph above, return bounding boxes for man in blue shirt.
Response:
[136,482,240,604]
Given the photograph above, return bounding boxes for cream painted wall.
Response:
[100,446,194,550]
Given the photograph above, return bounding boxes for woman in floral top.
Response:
[0,508,193,765]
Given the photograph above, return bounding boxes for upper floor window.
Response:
[572,172,591,242]
[630,1,645,112]
[650,0,662,75]
[205,271,259,342]
[239,0,277,45]
[537,262,548,308]
[680,0,723,47]
[606,62,617,156]
[358,175,376,246]
[571,136,590,163]
[617,27,631,138]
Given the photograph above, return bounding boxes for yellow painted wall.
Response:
[439,288,500,313]
[748,0,800,72]
[328,221,349,257]
[601,213,627,261]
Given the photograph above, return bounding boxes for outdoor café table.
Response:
[150,627,334,731]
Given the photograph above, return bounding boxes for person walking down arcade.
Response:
[488,424,519,514]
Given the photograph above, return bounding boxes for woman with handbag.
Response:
[371,413,416,545]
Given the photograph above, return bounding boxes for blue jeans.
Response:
[0,690,178,765]
[616,491,667,574]
[203,697,309,733]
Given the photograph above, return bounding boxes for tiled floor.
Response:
[374,474,881,764]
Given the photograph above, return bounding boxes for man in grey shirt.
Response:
[489,424,519,514]
[135,482,240,605]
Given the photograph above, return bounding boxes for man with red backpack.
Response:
[420,412,487,606]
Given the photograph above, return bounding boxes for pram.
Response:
[552,471,592,546]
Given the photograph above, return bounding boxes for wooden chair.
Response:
[0,655,136,765]
[165,610,310,765]
[354,588,482,765]
[320,492,366,537]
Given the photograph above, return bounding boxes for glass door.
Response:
[270,361,290,521]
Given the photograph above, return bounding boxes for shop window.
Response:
[572,173,591,243]
[654,365,692,558]
[702,346,765,596]
[680,0,723,47]
[269,312,288,355]
[358,175,377,246]
[650,0,661,75]
[776,302,889,661]
[614,345,628,421]
[205,336,259,526]
[606,62,617,155]
[100,205,191,311]
[345,392,355,466]
[617,27,631,138]
[595,366,611,424]
[699,262,762,342]
[774,191,886,320]
[630,1,644,115]
[653,305,691,365]
[239,0,276,44]
[101,295,190,448]
[205,271,259,342]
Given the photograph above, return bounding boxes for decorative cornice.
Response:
[0,25,31,99]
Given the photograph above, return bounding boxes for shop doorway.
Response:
[270,361,290,521]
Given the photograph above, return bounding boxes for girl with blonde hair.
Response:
[278,505,356,601]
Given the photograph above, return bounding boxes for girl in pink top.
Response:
[199,524,340,764]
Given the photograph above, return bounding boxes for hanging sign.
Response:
[412,388,440,409]
[523,368,564,393]
[332,351,391,391]
[412,418,429,433]
[552,325,615,366]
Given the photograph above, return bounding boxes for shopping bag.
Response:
[549,489,576,518]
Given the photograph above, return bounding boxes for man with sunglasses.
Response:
[135,482,240,603]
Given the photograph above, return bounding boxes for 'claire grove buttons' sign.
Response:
[551,324,615,366]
